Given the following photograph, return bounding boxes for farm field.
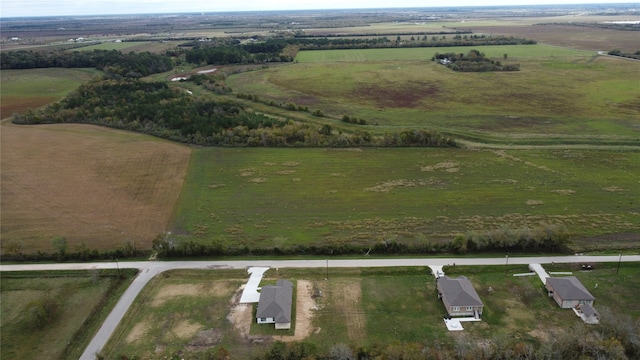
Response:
[100,262,640,359]
[0,269,137,360]
[170,147,639,252]
[226,45,640,143]
[0,68,98,118]
[0,122,191,255]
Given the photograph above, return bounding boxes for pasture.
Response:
[227,45,639,143]
[0,123,191,255]
[170,147,639,252]
[0,269,136,360]
[0,68,98,118]
[99,263,640,359]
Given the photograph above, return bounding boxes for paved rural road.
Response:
[2,255,638,360]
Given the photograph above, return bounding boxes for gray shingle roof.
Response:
[256,279,293,323]
[437,276,483,307]
[546,276,594,301]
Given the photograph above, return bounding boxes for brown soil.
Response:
[354,80,439,108]
[172,319,203,339]
[126,319,151,344]
[1,97,57,118]
[152,281,235,307]
[0,123,191,253]
[274,280,316,342]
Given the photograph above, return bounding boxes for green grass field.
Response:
[170,147,639,252]
[0,270,136,360]
[226,45,639,143]
[1,68,98,118]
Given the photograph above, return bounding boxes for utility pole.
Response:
[115,257,121,278]
[325,258,329,280]
[617,253,622,275]
[504,254,509,277]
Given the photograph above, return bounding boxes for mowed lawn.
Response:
[171,147,639,251]
[0,123,191,254]
[226,45,639,139]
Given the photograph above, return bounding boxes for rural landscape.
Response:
[1,2,639,359]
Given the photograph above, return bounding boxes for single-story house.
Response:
[256,279,293,330]
[436,275,483,318]
[545,276,594,309]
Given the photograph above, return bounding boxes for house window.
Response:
[260,318,266,322]
[453,306,460,312]
[466,306,473,311]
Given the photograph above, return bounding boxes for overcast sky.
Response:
[1,0,638,18]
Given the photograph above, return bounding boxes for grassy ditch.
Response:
[0,269,137,360]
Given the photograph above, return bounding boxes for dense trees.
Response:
[0,49,173,77]
[433,49,520,72]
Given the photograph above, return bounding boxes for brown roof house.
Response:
[545,276,595,309]
[256,279,293,330]
[436,276,483,318]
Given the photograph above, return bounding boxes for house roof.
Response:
[437,276,483,307]
[256,279,293,324]
[546,276,594,301]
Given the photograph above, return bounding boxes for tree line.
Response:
[0,49,173,77]
[0,224,570,263]
[183,35,536,66]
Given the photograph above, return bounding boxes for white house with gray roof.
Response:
[256,279,293,330]
[436,275,483,318]
[545,276,595,309]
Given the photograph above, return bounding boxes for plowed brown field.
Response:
[0,122,191,254]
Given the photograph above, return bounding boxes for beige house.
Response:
[436,275,483,318]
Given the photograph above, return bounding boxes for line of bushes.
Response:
[151,224,571,258]
[0,225,571,263]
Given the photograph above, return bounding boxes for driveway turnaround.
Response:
[1,254,638,360]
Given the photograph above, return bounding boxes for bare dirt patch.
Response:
[172,319,203,339]
[274,280,317,343]
[126,319,151,344]
[152,282,235,307]
[227,285,253,338]
[0,123,191,253]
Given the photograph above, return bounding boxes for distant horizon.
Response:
[1,0,638,18]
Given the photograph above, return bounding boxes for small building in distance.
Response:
[436,275,483,318]
[545,276,595,309]
[256,279,293,330]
